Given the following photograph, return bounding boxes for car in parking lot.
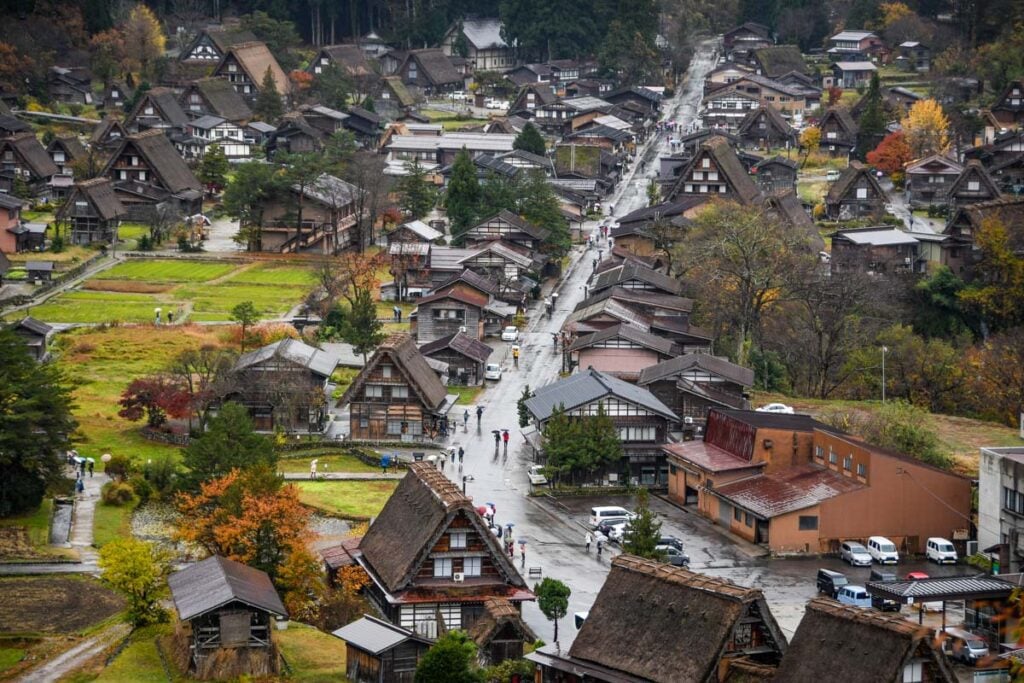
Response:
[501,326,519,341]
[589,506,635,528]
[484,363,503,381]
[826,169,842,182]
[756,402,794,414]
[868,569,901,612]
[527,465,547,485]
[939,628,989,665]
[658,536,684,552]
[594,517,630,538]
[868,535,899,564]
[608,522,630,544]
[840,541,873,567]
[816,568,848,598]
[926,537,958,564]
[837,585,872,608]
[656,544,690,567]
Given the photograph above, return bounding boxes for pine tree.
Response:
[585,403,623,478]
[198,143,229,193]
[341,288,385,362]
[622,488,664,560]
[445,149,480,245]
[254,66,284,122]
[513,122,546,156]
[517,385,533,428]
[396,159,436,219]
[857,72,886,158]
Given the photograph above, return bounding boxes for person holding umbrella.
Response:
[502,429,510,455]
[492,429,501,451]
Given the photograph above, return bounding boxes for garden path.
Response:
[14,621,131,683]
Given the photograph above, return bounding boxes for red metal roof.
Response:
[662,441,764,473]
[710,464,865,518]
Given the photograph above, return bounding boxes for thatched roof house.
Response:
[527,555,787,682]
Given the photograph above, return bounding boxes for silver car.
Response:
[840,541,872,567]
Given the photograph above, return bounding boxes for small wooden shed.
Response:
[168,555,288,679]
[333,614,432,683]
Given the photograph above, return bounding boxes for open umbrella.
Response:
[85,457,95,464]
[72,456,86,464]
[476,506,488,515]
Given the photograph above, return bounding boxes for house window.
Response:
[968,181,980,191]
[856,188,868,199]
[903,660,924,683]
[381,365,392,378]
[708,172,719,181]
[433,309,465,321]
[463,557,481,576]
[814,445,824,460]
[702,158,710,168]
[857,463,867,477]
[144,106,154,115]
[618,426,656,441]
[692,171,703,181]
[227,63,237,72]
[829,449,837,465]
[450,531,467,549]
[433,558,452,577]
[118,170,127,180]
[365,385,384,398]
[798,515,818,530]
[826,131,837,139]
[359,417,368,428]
[392,385,409,399]
[843,455,852,471]
[138,171,146,181]
[744,512,754,527]
[733,507,742,522]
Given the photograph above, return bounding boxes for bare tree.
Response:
[168,345,238,431]
[341,150,391,251]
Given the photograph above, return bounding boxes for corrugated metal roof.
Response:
[332,615,425,654]
[711,465,864,518]
[866,575,1015,601]
[234,338,340,377]
[168,555,287,621]
[837,229,919,246]
[460,17,508,50]
[525,368,677,421]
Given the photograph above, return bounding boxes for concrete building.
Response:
[979,447,1024,573]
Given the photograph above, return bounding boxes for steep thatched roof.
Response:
[948,159,1000,200]
[1,133,58,178]
[56,178,126,222]
[318,44,373,77]
[568,555,786,682]
[106,129,201,193]
[127,87,189,129]
[221,42,291,95]
[358,463,529,595]
[826,160,884,204]
[337,333,447,410]
[774,598,956,683]
[185,78,253,122]
[753,46,809,77]
[419,331,494,364]
[405,49,462,86]
[737,105,795,140]
[468,597,537,648]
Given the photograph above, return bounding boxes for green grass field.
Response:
[94,624,171,683]
[0,648,25,675]
[294,480,397,520]
[0,499,53,548]
[96,260,237,283]
[225,262,317,286]
[92,497,138,548]
[276,622,348,683]
[181,282,310,321]
[278,453,380,474]
[26,291,167,324]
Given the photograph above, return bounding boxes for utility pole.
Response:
[881,346,888,403]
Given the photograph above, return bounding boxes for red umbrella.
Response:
[476,506,488,515]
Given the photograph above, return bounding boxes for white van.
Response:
[867,536,899,564]
[590,506,634,528]
[926,537,958,564]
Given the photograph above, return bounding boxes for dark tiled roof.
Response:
[419,331,494,363]
[577,286,693,315]
[332,615,429,655]
[569,555,782,682]
[525,368,677,421]
[568,322,677,356]
[826,160,884,204]
[774,598,956,683]
[714,408,836,432]
[168,555,287,621]
[637,353,754,387]
[615,199,702,227]
[2,133,58,178]
[591,261,682,296]
[432,269,501,296]
[14,316,53,336]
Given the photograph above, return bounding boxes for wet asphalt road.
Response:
[428,40,972,647]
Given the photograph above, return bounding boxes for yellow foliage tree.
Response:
[122,4,165,78]
[880,2,914,28]
[901,99,950,157]
[800,126,821,151]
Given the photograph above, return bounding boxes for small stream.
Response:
[49,498,73,545]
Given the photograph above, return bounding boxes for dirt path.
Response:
[15,621,131,683]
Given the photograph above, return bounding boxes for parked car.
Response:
[816,568,849,598]
[484,363,503,381]
[837,585,872,608]
[595,517,631,537]
[926,537,958,564]
[939,628,989,665]
[840,541,873,567]
[656,544,690,567]
[868,569,901,611]
[658,536,684,552]
[608,522,630,544]
[501,326,519,341]
[756,403,794,414]
[867,536,899,564]
[527,465,547,485]
[589,506,634,528]
[826,169,842,182]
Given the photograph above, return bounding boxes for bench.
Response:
[528,566,542,577]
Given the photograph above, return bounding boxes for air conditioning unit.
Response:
[459,326,467,334]
[904,257,912,265]
[453,572,465,583]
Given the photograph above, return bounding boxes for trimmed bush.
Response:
[101,480,136,506]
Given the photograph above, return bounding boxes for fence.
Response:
[140,427,191,446]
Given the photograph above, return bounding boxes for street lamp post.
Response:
[881,346,888,403]
[462,474,474,495]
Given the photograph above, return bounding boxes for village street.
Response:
[428,40,964,646]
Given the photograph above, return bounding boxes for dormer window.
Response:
[702,158,710,168]
[433,558,452,577]
[450,531,467,549]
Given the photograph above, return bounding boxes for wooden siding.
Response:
[415,299,484,344]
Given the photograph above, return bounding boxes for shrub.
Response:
[104,454,134,481]
[129,474,153,503]
[812,203,826,220]
[142,455,178,498]
[860,400,952,469]
[101,480,136,505]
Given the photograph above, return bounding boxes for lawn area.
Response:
[115,223,150,250]
[0,498,78,562]
[54,325,227,464]
[797,179,827,206]
[92,497,138,548]
[331,367,360,399]
[0,499,53,548]
[278,453,380,474]
[224,262,316,286]
[0,647,25,675]
[6,244,95,264]
[294,480,397,520]
[752,393,1022,476]
[276,622,347,683]
[95,260,238,283]
[449,384,485,405]
[94,624,172,683]
[374,301,415,320]
[25,290,168,323]
[181,281,311,321]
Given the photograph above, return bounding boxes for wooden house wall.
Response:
[348,349,437,440]
[415,298,484,343]
[424,349,484,385]
[414,512,505,582]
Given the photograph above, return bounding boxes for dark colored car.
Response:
[816,568,848,598]
[868,569,900,612]
[658,536,684,552]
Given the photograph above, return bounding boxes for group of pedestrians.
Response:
[584,531,605,557]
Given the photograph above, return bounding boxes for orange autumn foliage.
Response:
[175,468,311,577]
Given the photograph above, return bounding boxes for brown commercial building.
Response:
[666,409,972,556]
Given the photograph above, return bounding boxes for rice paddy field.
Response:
[24,259,318,324]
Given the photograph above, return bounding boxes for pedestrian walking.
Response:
[167,311,174,324]
[494,430,500,448]
[597,538,604,557]
[512,346,519,368]
[75,478,84,494]
[520,545,526,567]
[87,461,94,477]
[585,532,593,552]
[508,541,515,559]
[309,460,317,479]
[463,410,469,430]
[476,405,484,427]
[458,446,464,463]
[502,430,509,454]
[439,452,446,469]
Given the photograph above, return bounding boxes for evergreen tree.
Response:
[180,402,276,490]
[341,288,385,362]
[856,72,886,158]
[622,489,665,560]
[584,403,623,478]
[254,66,284,122]
[396,159,436,219]
[0,328,77,517]
[517,385,533,428]
[361,96,375,112]
[513,122,546,156]
[519,171,571,257]
[535,578,571,642]
[445,149,480,245]
[198,143,229,192]
[541,404,579,483]
[414,630,480,683]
